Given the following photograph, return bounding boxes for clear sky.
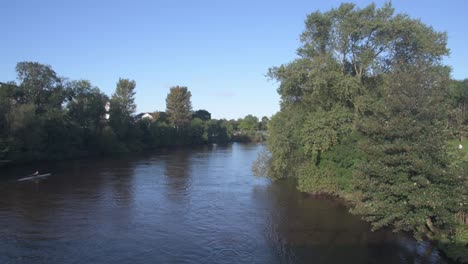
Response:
[2,0,467,119]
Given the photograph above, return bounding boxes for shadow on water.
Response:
[252,178,450,264]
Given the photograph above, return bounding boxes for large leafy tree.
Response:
[0,82,18,136]
[16,61,66,112]
[1,63,80,157]
[260,116,269,131]
[205,119,232,143]
[165,86,192,129]
[192,109,211,121]
[264,2,463,241]
[353,63,459,239]
[67,80,108,132]
[266,3,398,178]
[109,78,136,140]
[238,115,259,133]
[0,82,21,158]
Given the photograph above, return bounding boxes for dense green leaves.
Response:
[353,66,459,239]
[193,109,211,121]
[448,79,468,140]
[262,2,467,257]
[0,63,267,162]
[67,80,108,132]
[109,79,137,140]
[16,62,66,111]
[238,115,259,132]
[166,86,192,129]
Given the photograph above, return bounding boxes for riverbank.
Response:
[303,182,467,263]
[0,138,267,170]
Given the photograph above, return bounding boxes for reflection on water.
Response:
[0,143,451,264]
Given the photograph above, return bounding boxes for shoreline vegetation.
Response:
[1,1,467,263]
[0,66,269,167]
[253,2,467,263]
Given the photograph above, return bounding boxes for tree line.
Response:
[0,63,269,163]
[255,3,467,262]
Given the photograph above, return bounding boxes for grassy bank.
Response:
[294,137,468,263]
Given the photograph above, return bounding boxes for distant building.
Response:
[135,112,154,121]
[105,102,111,120]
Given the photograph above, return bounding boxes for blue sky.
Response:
[2,0,467,119]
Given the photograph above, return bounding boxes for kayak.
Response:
[18,173,51,182]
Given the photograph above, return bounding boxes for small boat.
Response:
[18,173,52,182]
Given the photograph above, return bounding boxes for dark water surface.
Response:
[0,143,449,263]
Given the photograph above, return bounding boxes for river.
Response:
[0,143,450,263]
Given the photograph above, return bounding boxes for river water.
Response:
[0,143,449,263]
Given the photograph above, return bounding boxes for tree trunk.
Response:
[425,218,440,235]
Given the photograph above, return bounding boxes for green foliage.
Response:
[301,106,353,162]
[193,109,211,121]
[261,2,467,261]
[205,119,232,143]
[238,114,259,132]
[152,111,169,123]
[260,116,269,131]
[439,225,468,263]
[150,121,176,147]
[0,62,260,164]
[295,132,363,195]
[136,119,154,148]
[8,103,44,152]
[165,86,192,129]
[353,67,459,239]
[252,149,272,177]
[188,118,206,145]
[96,126,127,154]
[265,107,306,179]
[67,80,108,132]
[109,79,137,141]
[15,62,66,112]
[297,162,339,194]
[447,79,468,140]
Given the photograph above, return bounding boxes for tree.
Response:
[165,86,192,129]
[109,78,136,140]
[188,118,205,145]
[238,115,259,132]
[448,79,468,141]
[263,2,463,244]
[152,111,169,124]
[260,116,269,131]
[0,82,18,137]
[15,61,66,112]
[192,109,211,121]
[205,119,231,143]
[111,78,136,117]
[353,64,459,239]
[7,103,43,153]
[67,80,108,132]
[264,107,306,179]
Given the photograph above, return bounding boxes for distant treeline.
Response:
[253,3,467,262]
[0,63,269,163]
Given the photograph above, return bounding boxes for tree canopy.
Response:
[261,3,467,259]
[165,86,192,129]
[193,109,211,121]
[109,78,137,140]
